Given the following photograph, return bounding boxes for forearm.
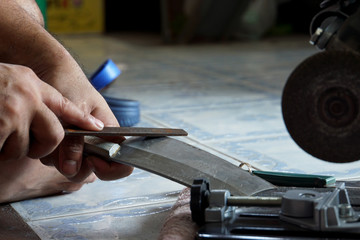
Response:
[0,2,70,78]
[0,1,93,103]
[15,0,45,27]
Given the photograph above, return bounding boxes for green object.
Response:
[35,0,47,28]
[253,170,336,188]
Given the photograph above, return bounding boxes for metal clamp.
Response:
[280,183,360,232]
[191,179,360,234]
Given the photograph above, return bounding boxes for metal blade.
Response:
[65,127,188,137]
[84,137,274,196]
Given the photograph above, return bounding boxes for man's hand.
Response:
[0,63,104,162]
[0,0,134,182]
[39,66,134,182]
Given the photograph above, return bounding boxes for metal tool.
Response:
[282,0,360,163]
[65,127,188,137]
[280,185,359,233]
[282,50,360,163]
[83,136,274,196]
[191,179,360,239]
[309,0,360,52]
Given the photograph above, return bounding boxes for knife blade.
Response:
[84,136,275,196]
[65,127,188,137]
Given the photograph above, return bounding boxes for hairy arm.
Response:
[0,1,62,74]
[0,0,133,181]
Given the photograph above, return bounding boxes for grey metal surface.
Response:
[199,181,360,233]
[84,136,275,196]
[280,183,360,232]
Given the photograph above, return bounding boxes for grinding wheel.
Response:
[282,51,360,163]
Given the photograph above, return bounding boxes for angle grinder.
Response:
[282,0,360,163]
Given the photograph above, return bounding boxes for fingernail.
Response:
[63,160,77,176]
[92,116,104,130]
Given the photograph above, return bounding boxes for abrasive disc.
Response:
[282,51,360,163]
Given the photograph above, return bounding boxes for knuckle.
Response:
[0,64,41,111]
[17,85,40,105]
[60,97,86,118]
[3,97,23,119]
[19,65,34,75]
[0,72,40,110]
[16,65,37,79]
[59,97,72,114]
[0,93,23,119]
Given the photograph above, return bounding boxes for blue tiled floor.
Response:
[11,34,360,239]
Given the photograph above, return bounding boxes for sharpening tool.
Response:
[65,127,188,137]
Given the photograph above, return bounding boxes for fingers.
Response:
[33,82,128,181]
[0,131,28,162]
[56,136,100,182]
[87,156,133,181]
[27,104,64,159]
[54,136,127,180]
[0,63,105,162]
[28,79,104,159]
[0,62,133,184]
[66,155,95,183]
[38,81,104,131]
[58,136,84,178]
[44,136,132,182]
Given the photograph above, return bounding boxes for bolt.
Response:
[339,204,353,218]
[226,196,282,206]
